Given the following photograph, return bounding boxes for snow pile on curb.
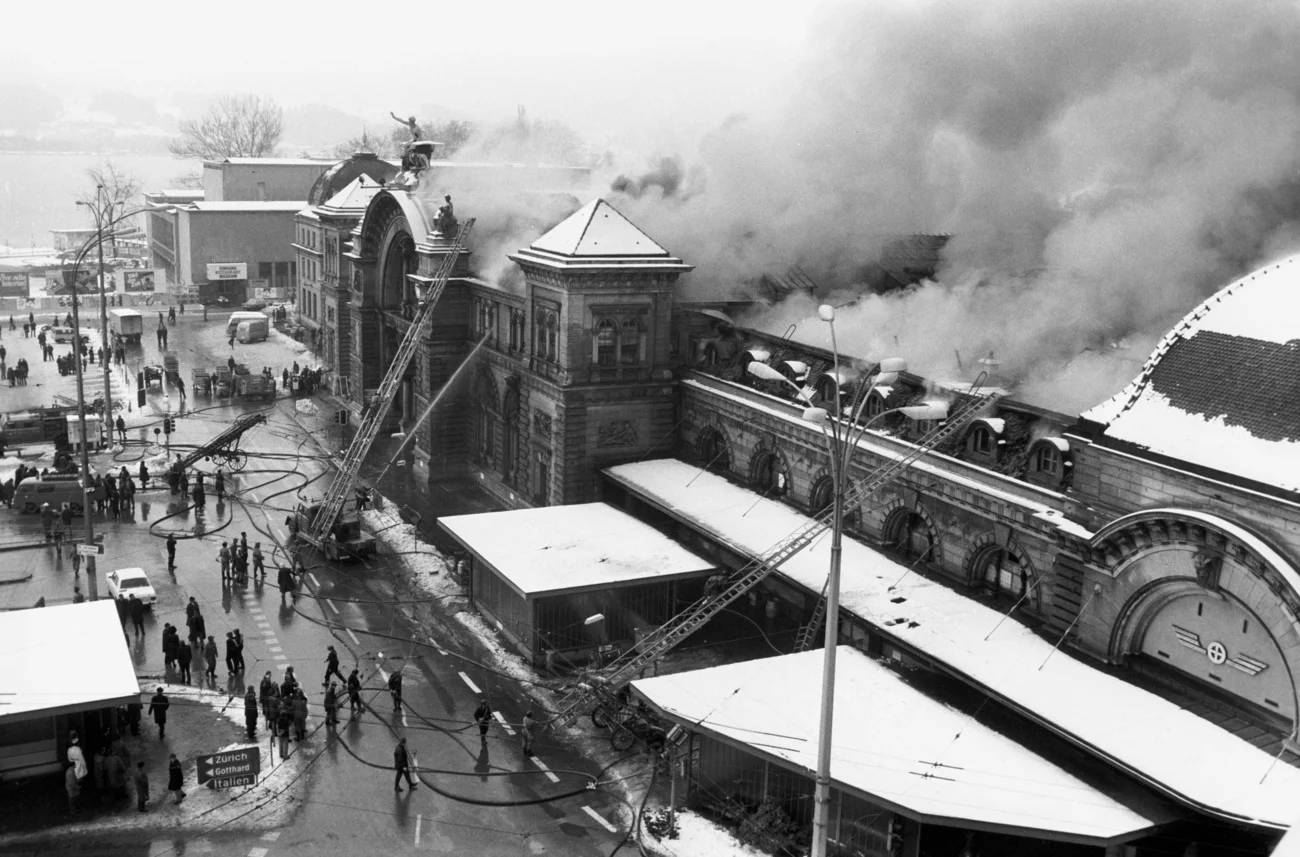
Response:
[647,810,767,857]
[361,506,455,596]
[294,399,319,416]
[453,610,543,688]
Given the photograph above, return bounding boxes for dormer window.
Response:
[1034,443,1061,475]
[972,426,993,454]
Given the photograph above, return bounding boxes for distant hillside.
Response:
[283,104,378,151]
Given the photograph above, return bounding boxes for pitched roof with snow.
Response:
[1083,254,1300,493]
[316,175,388,217]
[508,198,692,273]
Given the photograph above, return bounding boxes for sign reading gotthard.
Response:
[197,747,259,790]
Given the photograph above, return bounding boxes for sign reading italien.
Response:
[196,747,259,790]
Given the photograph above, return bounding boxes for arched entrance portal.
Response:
[883,508,938,565]
[1096,509,1300,730]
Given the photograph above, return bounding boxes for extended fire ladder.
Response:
[553,386,1002,723]
[304,219,475,548]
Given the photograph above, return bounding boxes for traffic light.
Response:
[163,417,173,435]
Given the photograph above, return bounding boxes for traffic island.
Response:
[0,680,310,841]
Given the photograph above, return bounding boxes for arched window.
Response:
[620,318,646,364]
[884,510,935,563]
[535,308,559,363]
[751,450,788,496]
[863,391,885,420]
[474,375,498,464]
[810,476,835,516]
[594,318,617,366]
[1034,443,1061,475]
[697,427,731,471]
[970,426,993,455]
[974,546,1029,600]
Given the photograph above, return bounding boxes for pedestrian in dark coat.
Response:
[103,750,128,799]
[128,594,145,635]
[323,646,344,687]
[276,701,292,759]
[139,461,149,489]
[474,698,493,742]
[126,701,142,736]
[252,543,265,581]
[259,672,275,726]
[134,762,149,812]
[393,737,416,791]
[347,669,363,716]
[324,683,340,727]
[167,754,185,804]
[224,632,238,674]
[203,636,218,681]
[148,687,169,739]
[176,638,192,684]
[388,670,403,712]
[292,691,308,740]
[521,710,537,756]
[278,565,294,605]
[162,624,179,670]
[166,533,176,571]
[244,686,259,740]
[215,469,225,500]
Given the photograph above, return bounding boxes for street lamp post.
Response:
[77,187,115,425]
[748,313,946,857]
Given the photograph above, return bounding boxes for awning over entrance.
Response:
[634,647,1176,845]
[604,459,1300,830]
[439,502,713,597]
[0,601,140,723]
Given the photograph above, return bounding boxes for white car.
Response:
[107,567,158,608]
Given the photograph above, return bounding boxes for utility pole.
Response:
[68,253,99,601]
[95,186,113,425]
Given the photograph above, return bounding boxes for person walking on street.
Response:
[139,461,149,490]
[166,533,176,572]
[474,697,493,743]
[224,632,238,674]
[215,469,225,500]
[278,565,295,605]
[218,542,231,582]
[393,737,417,791]
[129,594,146,635]
[203,635,218,682]
[244,686,259,740]
[115,415,127,444]
[167,753,186,804]
[324,682,340,728]
[234,629,246,673]
[259,672,276,728]
[252,543,265,581]
[388,669,403,713]
[292,690,308,741]
[176,635,192,684]
[162,623,179,671]
[148,687,169,739]
[134,762,149,812]
[521,710,537,757]
[347,669,363,717]
[323,646,345,687]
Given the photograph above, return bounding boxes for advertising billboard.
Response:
[121,270,159,293]
[206,263,247,281]
[0,272,29,298]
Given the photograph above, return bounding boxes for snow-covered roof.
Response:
[975,417,1005,434]
[1084,254,1300,492]
[0,601,140,722]
[634,648,1174,844]
[509,199,692,274]
[317,175,387,216]
[183,201,306,213]
[207,158,334,166]
[604,458,1300,829]
[437,502,714,597]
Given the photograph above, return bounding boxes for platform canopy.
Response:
[0,601,139,723]
[439,502,714,598]
[634,647,1176,846]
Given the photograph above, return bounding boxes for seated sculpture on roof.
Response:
[433,194,457,237]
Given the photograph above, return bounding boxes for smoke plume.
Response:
[610,0,1300,415]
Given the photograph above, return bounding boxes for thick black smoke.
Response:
[610,0,1300,414]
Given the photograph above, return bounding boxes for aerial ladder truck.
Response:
[296,219,475,561]
[553,384,1001,724]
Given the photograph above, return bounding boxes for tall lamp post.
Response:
[76,186,120,424]
[747,306,947,857]
[63,205,148,601]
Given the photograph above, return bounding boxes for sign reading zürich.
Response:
[197,747,259,789]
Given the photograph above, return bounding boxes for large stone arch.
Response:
[747,442,792,498]
[880,499,943,568]
[964,532,1041,612]
[694,422,734,474]
[1093,509,1300,727]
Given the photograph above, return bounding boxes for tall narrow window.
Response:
[620,318,645,364]
[595,318,617,366]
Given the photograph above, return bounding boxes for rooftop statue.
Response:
[433,194,457,237]
[390,112,423,142]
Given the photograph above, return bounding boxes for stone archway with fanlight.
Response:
[1093,509,1300,728]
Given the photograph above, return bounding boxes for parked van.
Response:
[226,311,269,337]
[13,475,104,515]
[237,318,269,343]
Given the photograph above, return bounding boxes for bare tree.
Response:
[77,160,142,259]
[168,95,283,160]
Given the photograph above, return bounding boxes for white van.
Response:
[237,318,269,343]
[226,311,270,337]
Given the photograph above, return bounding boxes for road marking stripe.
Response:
[273,654,286,660]
[248,848,269,857]
[325,598,340,614]
[493,711,515,736]
[256,622,271,628]
[458,672,481,694]
[582,805,618,833]
[261,630,276,637]
[345,627,360,645]
[260,831,280,841]
[308,572,320,588]
[426,634,448,656]
[268,646,282,653]
[376,665,389,681]
[531,755,559,783]
[277,663,289,671]
[415,812,422,845]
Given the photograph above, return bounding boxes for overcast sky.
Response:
[10,0,817,146]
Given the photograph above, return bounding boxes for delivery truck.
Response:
[108,308,144,344]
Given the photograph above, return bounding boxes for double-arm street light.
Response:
[76,186,135,424]
[63,202,149,601]
[748,304,947,857]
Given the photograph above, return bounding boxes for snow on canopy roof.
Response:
[604,458,1300,828]
[0,601,140,722]
[633,648,1173,844]
[1083,254,1300,493]
[318,175,387,215]
[437,503,714,597]
[510,199,692,273]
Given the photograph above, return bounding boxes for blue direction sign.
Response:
[196,747,259,790]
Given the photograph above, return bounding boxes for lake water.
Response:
[0,152,196,250]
